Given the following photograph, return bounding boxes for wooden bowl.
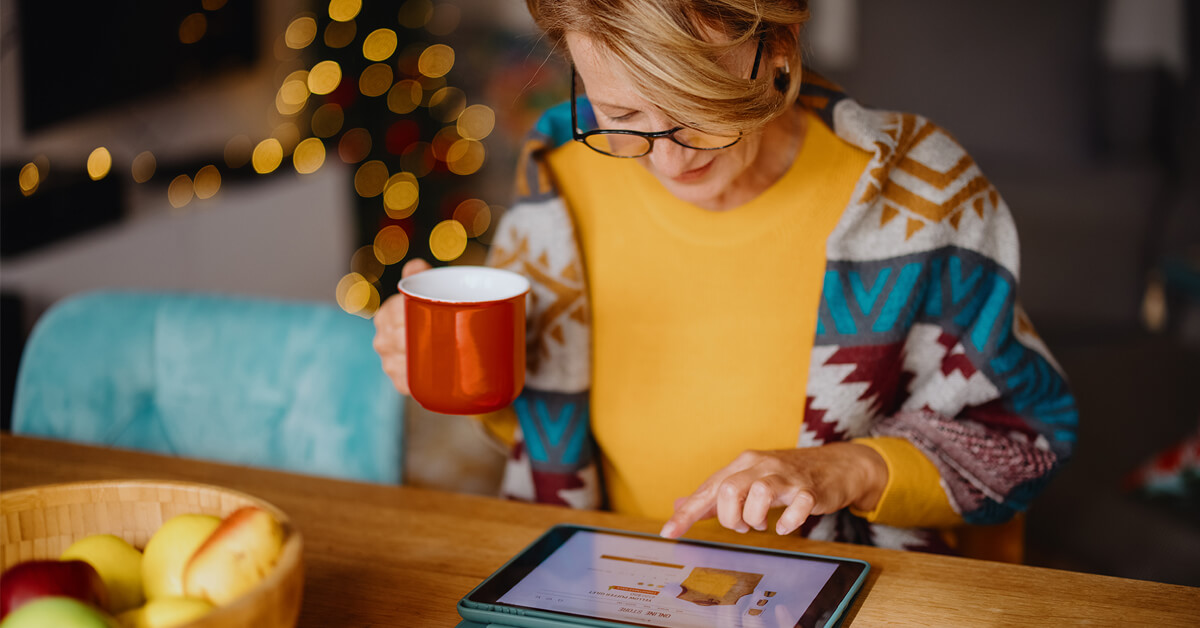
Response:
[0,479,303,627]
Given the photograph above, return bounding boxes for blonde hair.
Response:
[527,0,810,134]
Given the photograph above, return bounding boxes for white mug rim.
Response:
[398,265,530,304]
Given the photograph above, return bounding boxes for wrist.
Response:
[847,442,888,512]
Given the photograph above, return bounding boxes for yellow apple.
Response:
[61,534,144,613]
[182,506,285,606]
[115,596,213,628]
[140,514,220,600]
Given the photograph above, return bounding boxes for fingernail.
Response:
[659,523,676,538]
[735,524,749,534]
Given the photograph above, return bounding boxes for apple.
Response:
[182,506,285,605]
[0,596,119,628]
[141,514,220,600]
[0,560,108,618]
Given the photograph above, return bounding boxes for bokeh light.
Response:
[363,28,397,61]
[431,126,461,160]
[285,16,318,49]
[446,139,485,175]
[359,63,394,97]
[225,135,252,168]
[293,137,326,174]
[354,160,389,197]
[18,162,39,196]
[272,122,302,154]
[426,2,461,36]
[383,172,419,218]
[373,225,410,265]
[328,0,361,22]
[453,199,492,237]
[308,60,342,95]
[276,74,311,116]
[194,165,221,199]
[387,80,422,114]
[428,86,466,122]
[131,151,156,183]
[201,0,227,9]
[324,20,356,48]
[430,220,468,262]
[398,0,434,29]
[311,103,345,138]
[168,175,194,208]
[351,245,385,283]
[179,13,207,44]
[87,147,112,181]
[401,142,435,177]
[252,138,284,174]
[336,271,378,317]
[457,104,495,141]
[338,128,372,163]
[417,44,455,78]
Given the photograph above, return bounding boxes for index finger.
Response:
[659,488,718,539]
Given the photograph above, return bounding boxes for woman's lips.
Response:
[670,160,713,183]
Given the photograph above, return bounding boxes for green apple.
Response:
[0,596,119,627]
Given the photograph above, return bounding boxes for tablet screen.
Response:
[466,526,867,628]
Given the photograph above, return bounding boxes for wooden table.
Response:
[2,434,1197,626]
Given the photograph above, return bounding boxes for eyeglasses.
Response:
[570,34,765,158]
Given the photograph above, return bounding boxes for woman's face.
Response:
[565,32,771,211]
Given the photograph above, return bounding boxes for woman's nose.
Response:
[646,138,693,176]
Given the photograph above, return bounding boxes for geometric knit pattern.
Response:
[485,73,1079,550]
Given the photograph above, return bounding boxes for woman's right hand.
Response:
[373,258,433,395]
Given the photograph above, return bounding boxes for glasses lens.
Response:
[673,127,740,150]
[585,133,651,157]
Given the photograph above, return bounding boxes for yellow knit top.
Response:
[539,110,960,528]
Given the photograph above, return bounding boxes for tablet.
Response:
[458,524,869,628]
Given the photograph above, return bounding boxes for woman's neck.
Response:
[700,105,809,212]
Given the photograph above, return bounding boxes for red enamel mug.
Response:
[399,266,530,415]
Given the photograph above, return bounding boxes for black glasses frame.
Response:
[570,34,766,158]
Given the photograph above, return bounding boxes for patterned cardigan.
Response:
[483,74,1078,552]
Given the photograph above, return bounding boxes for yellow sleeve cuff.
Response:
[849,436,963,528]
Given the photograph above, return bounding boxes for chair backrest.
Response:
[12,291,403,484]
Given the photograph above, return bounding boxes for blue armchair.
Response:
[11,291,404,484]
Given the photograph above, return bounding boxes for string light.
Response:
[362,29,398,62]
[457,104,495,141]
[446,139,485,175]
[311,103,345,138]
[359,63,394,97]
[18,162,39,196]
[373,225,410,265]
[398,0,434,29]
[293,137,326,174]
[354,160,389,197]
[308,60,342,95]
[179,13,207,44]
[387,80,422,114]
[168,175,194,208]
[194,165,221,199]
[224,135,252,168]
[328,0,362,23]
[429,219,467,262]
[417,44,455,78]
[131,151,156,183]
[351,245,385,283]
[285,16,318,49]
[338,128,372,163]
[324,20,356,48]
[252,138,284,174]
[428,86,466,122]
[453,199,491,237]
[86,147,112,181]
[383,172,419,219]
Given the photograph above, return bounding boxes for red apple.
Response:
[0,560,109,618]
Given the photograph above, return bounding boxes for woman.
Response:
[374,0,1077,555]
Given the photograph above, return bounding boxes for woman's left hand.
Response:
[659,442,889,539]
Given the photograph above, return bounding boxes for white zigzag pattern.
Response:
[901,324,999,417]
[799,345,878,447]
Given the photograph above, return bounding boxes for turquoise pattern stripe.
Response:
[818,247,1078,453]
[513,389,592,472]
